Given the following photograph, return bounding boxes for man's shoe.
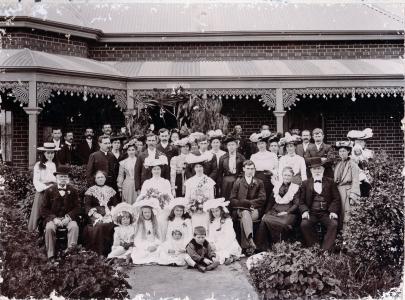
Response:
[196,264,206,273]
[206,261,220,271]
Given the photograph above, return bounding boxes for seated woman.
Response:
[278,133,307,185]
[204,197,242,265]
[255,167,299,251]
[83,170,121,256]
[131,197,162,265]
[184,154,216,231]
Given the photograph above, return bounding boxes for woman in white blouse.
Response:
[28,142,59,231]
[117,142,138,204]
[249,130,279,202]
[278,133,307,185]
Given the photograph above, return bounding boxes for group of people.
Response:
[27,123,374,271]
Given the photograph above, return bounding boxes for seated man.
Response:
[229,160,266,256]
[299,157,341,251]
[41,165,80,260]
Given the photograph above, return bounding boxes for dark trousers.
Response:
[300,211,338,250]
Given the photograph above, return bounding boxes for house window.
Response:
[0,110,12,162]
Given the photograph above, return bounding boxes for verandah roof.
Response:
[0,49,403,81]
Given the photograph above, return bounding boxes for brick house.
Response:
[0,2,404,169]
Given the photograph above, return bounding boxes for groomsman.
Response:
[101,123,113,137]
[135,132,169,191]
[296,129,313,158]
[86,135,118,189]
[156,128,179,163]
[305,128,334,178]
[57,131,79,165]
[49,128,63,149]
[76,128,98,165]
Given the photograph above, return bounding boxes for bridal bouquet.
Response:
[189,190,209,213]
[137,188,171,209]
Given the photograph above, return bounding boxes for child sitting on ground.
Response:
[159,229,188,266]
[107,203,136,263]
[165,198,192,243]
[204,198,242,265]
[185,226,219,273]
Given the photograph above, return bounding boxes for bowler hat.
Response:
[53,165,72,176]
[307,157,325,169]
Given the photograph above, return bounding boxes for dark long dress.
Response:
[82,185,121,256]
[255,182,299,250]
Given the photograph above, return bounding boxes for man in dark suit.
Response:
[305,128,334,178]
[86,135,118,189]
[296,129,313,158]
[41,165,80,259]
[156,128,179,163]
[185,134,217,180]
[57,131,79,165]
[299,157,341,251]
[76,128,98,165]
[49,127,63,149]
[233,125,250,159]
[135,132,169,191]
[217,135,245,199]
[230,160,266,256]
[101,123,113,137]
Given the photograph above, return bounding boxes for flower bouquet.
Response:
[188,190,209,213]
[137,188,171,209]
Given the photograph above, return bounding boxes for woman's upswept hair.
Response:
[135,207,160,240]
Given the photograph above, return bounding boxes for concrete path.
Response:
[126,259,259,300]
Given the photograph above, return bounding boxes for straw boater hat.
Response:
[249,129,272,143]
[144,155,168,168]
[279,132,302,146]
[334,140,353,151]
[207,129,224,142]
[347,128,373,140]
[53,165,72,176]
[307,157,326,169]
[167,197,189,211]
[37,142,60,151]
[203,197,230,213]
[133,197,161,212]
[111,202,136,225]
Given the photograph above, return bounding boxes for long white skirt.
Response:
[131,241,161,264]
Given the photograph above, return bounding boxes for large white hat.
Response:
[133,197,161,212]
[279,132,301,146]
[249,129,272,143]
[167,197,189,211]
[203,197,229,213]
[173,137,192,147]
[111,202,136,225]
[347,128,373,140]
[144,155,168,168]
[185,151,213,165]
[207,129,224,141]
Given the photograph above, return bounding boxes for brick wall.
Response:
[12,107,29,169]
[222,97,276,135]
[88,40,404,61]
[287,95,404,160]
[2,28,88,57]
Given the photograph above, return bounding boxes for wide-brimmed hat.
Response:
[307,157,325,169]
[53,165,71,176]
[249,129,272,143]
[111,202,136,225]
[186,152,213,165]
[334,140,353,151]
[110,134,127,142]
[347,128,373,140]
[223,134,239,144]
[37,142,60,152]
[207,129,224,142]
[144,155,168,168]
[188,132,206,143]
[173,137,192,148]
[203,197,229,213]
[133,197,161,211]
[167,197,189,211]
[268,132,283,143]
[279,132,302,146]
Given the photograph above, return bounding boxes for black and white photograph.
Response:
[0,0,404,299]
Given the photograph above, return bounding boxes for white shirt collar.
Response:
[65,141,72,146]
[245,176,253,184]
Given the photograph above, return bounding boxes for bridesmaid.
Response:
[117,141,138,204]
[28,142,59,232]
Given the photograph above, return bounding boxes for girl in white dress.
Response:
[131,198,162,265]
[278,133,307,185]
[117,143,138,204]
[204,198,242,265]
[184,155,216,231]
[165,197,193,243]
[108,203,137,262]
[28,143,58,231]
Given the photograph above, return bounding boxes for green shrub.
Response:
[249,242,343,299]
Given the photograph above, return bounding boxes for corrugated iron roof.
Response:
[0,49,403,79]
[0,2,403,34]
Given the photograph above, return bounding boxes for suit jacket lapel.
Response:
[307,178,314,206]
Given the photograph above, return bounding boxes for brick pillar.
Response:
[273,88,286,133]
